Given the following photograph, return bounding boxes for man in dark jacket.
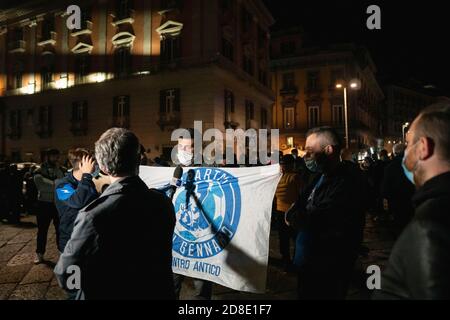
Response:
[34,149,66,264]
[286,127,368,299]
[381,143,415,238]
[55,148,98,253]
[54,128,175,300]
[171,128,213,300]
[373,103,450,299]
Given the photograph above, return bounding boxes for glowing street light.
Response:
[335,79,361,149]
[402,122,410,143]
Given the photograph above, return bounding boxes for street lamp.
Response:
[402,122,410,143]
[336,79,361,149]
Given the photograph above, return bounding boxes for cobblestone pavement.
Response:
[0,214,394,300]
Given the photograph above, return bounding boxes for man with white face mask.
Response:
[374,102,450,299]
[171,128,213,300]
[177,135,195,167]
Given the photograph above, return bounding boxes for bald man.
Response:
[374,102,450,299]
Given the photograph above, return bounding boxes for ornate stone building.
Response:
[271,28,384,153]
[0,0,274,162]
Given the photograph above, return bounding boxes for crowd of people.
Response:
[272,139,415,270]
[0,101,449,300]
[272,102,450,299]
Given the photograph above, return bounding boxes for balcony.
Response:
[159,0,182,14]
[71,20,93,37]
[157,112,180,131]
[112,9,135,26]
[8,40,26,53]
[70,120,88,136]
[279,86,298,96]
[37,31,57,46]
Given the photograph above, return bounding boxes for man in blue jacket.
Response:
[55,149,99,253]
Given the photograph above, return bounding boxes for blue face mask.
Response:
[402,157,415,185]
[402,141,419,186]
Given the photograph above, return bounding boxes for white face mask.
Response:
[178,149,193,167]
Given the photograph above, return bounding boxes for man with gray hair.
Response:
[381,143,415,238]
[54,128,175,300]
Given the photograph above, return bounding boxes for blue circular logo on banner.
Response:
[172,168,241,259]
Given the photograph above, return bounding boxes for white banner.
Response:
[139,165,281,293]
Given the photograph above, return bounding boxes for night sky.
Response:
[263,0,450,94]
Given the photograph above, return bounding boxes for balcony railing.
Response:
[71,20,93,37]
[38,31,57,46]
[112,9,135,26]
[157,111,180,131]
[159,0,182,13]
[8,40,26,53]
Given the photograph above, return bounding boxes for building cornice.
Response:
[0,0,74,26]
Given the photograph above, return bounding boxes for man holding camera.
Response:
[55,148,99,253]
